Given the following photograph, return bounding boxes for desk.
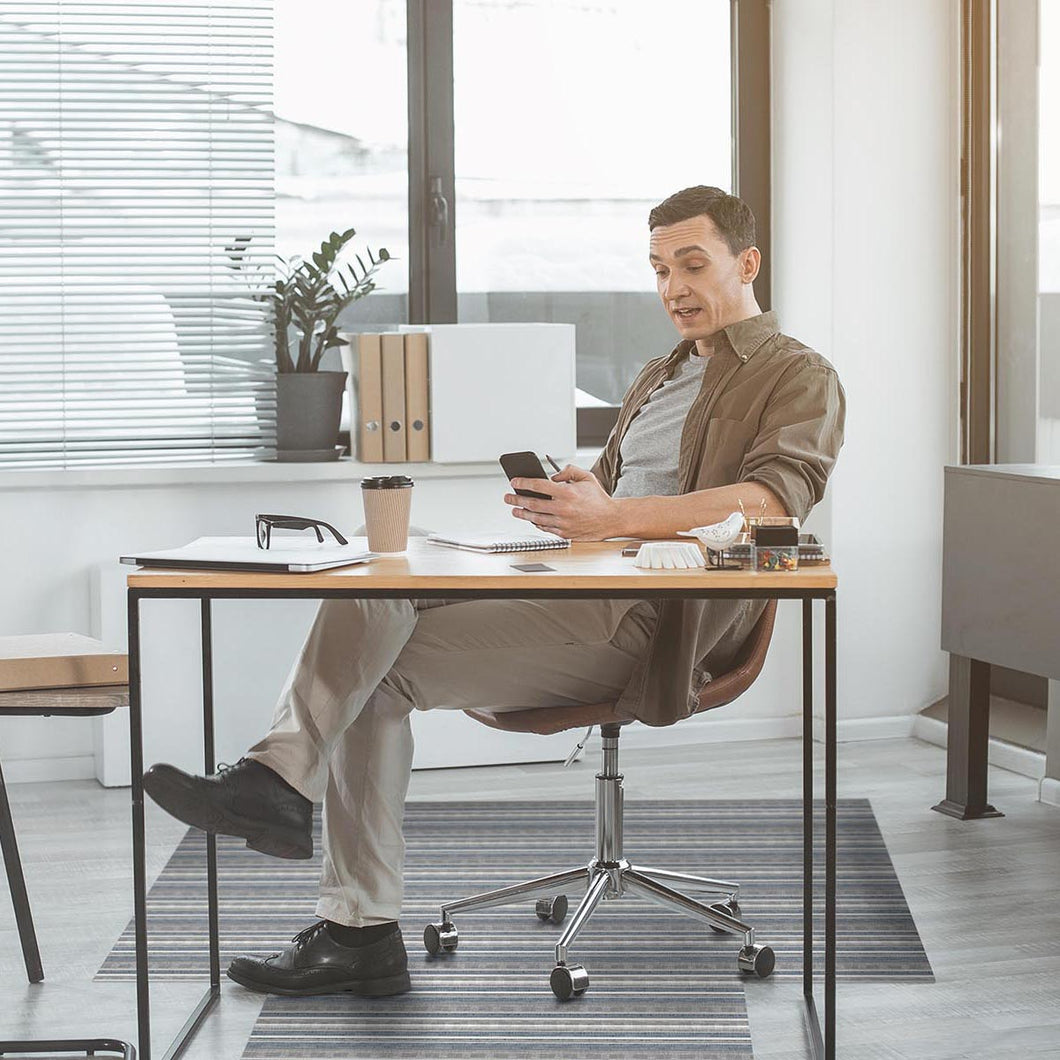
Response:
[935,464,1060,819]
[126,540,839,1060]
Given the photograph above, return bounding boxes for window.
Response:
[404,0,767,446]
[4,0,767,467]
[1038,1,1060,459]
[0,0,276,469]
[450,0,732,411]
[971,0,1059,464]
[273,0,408,339]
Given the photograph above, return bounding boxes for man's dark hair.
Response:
[648,185,756,257]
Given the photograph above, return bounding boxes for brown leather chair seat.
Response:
[465,597,777,735]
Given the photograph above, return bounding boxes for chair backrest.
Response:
[465,598,778,737]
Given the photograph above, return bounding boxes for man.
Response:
[142,185,845,999]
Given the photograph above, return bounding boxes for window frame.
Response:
[406,0,773,445]
[961,0,997,465]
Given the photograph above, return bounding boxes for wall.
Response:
[0,463,579,783]
[1,455,831,784]
[2,1,963,780]
[773,0,961,725]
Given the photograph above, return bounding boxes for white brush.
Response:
[632,542,707,569]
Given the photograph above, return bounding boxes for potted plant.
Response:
[239,228,390,459]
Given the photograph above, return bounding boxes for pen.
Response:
[545,454,562,475]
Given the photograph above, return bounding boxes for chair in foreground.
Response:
[423,600,778,1000]
[0,634,136,1059]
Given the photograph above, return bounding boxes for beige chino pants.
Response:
[245,596,657,927]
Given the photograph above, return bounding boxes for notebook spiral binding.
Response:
[492,539,569,552]
[427,533,571,553]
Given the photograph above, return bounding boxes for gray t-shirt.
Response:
[611,352,711,499]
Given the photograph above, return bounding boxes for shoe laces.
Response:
[291,920,328,947]
[215,757,249,776]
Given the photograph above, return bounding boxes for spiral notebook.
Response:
[426,530,571,553]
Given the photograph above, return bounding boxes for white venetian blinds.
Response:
[0,0,276,468]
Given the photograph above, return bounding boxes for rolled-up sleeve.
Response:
[738,361,846,523]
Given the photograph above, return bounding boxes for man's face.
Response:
[649,215,756,339]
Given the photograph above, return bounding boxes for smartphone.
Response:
[499,451,553,500]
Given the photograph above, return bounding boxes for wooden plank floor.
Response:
[1,735,1058,1059]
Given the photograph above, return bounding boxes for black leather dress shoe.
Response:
[142,757,313,859]
[227,920,411,997]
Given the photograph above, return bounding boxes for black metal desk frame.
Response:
[127,584,838,1060]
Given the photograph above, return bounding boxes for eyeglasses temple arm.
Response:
[320,520,348,546]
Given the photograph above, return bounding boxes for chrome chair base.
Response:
[423,725,776,999]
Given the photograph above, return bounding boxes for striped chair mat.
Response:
[98,799,931,1058]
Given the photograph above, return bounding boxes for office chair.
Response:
[423,599,778,1000]
[0,634,136,1058]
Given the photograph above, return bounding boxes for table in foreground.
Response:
[125,539,839,1060]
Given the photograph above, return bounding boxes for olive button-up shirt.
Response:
[591,310,846,727]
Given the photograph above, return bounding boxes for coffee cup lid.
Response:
[360,475,414,489]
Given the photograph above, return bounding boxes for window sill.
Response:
[0,450,603,492]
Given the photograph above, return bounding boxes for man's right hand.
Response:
[503,464,624,541]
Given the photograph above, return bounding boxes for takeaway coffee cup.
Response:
[360,475,414,552]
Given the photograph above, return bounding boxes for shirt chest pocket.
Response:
[700,416,757,479]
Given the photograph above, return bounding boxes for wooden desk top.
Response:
[126,538,837,592]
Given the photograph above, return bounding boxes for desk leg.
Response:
[128,591,152,1060]
[201,600,222,990]
[1043,681,1060,807]
[130,592,223,1060]
[825,593,836,1060]
[802,598,813,995]
[801,598,823,1059]
[932,655,1002,819]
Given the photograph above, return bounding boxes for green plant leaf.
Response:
[270,228,391,372]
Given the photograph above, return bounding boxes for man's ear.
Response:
[741,246,761,284]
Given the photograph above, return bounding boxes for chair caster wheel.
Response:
[423,921,459,955]
[550,963,589,1000]
[708,897,741,934]
[535,895,569,924]
[738,943,775,978]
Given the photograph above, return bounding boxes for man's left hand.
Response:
[503,464,621,541]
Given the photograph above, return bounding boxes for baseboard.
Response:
[628,712,916,750]
[812,714,916,743]
[625,714,802,750]
[10,715,927,785]
[2,754,98,785]
[1039,776,1060,807]
[912,714,1046,781]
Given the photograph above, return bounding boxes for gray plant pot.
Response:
[276,371,347,456]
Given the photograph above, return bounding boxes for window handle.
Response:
[429,175,450,245]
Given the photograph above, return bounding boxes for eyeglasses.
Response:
[255,513,348,550]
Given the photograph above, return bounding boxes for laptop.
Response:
[120,537,377,573]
